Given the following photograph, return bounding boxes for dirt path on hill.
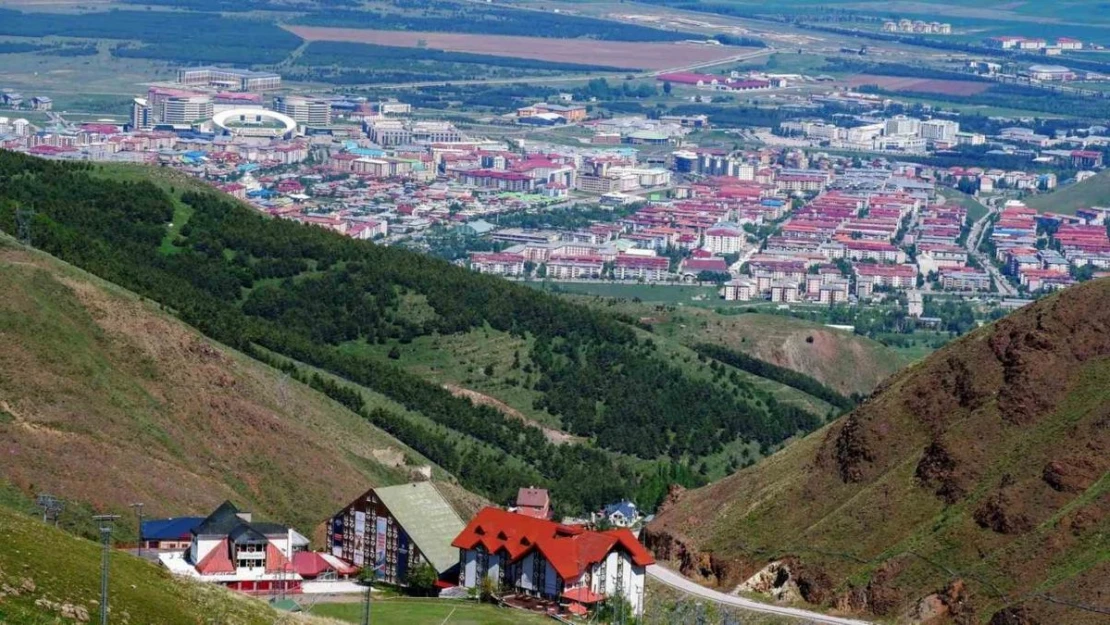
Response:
[442,384,579,445]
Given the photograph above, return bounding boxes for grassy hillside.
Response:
[645,278,1110,624]
[0,234,444,538]
[0,506,335,625]
[1026,170,1110,214]
[0,152,830,515]
[566,295,908,397]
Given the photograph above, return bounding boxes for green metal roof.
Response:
[375,482,465,575]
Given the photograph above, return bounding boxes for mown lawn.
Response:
[308,598,551,624]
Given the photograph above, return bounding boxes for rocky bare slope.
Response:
[645,278,1110,624]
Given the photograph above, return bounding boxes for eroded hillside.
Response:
[645,278,1110,625]
[0,236,433,534]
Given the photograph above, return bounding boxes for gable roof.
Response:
[192,501,244,536]
[195,538,236,575]
[452,507,654,581]
[516,487,550,509]
[265,542,293,574]
[374,482,466,575]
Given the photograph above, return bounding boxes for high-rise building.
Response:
[919,119,960,143]
[161,95,214,125]
[273,95,331,127]
[131,97,152,131]
[884,115,921,137]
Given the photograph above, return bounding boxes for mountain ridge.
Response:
[0,232,441,536]
[645,278,1110,624]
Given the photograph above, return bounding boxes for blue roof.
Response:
[141,517,203,541]
[603,500,638,518]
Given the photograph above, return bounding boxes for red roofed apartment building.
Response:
[452,507,655,616]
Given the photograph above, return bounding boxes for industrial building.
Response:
[176,66,282,91]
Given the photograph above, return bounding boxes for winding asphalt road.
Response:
[647,564,875,625]
[964,196,1017,297]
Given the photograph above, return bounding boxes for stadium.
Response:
[211,108,297,138]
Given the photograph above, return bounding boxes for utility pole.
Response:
[129,503,144,559]
[93,514,120,625]
[360,555,385,625]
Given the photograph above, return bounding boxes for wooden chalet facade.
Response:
[329,482,465,586]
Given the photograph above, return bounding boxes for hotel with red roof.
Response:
[452,507,655,616]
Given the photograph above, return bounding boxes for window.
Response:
[615,553,625,596]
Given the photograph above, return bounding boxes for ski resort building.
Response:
[158,501,310,594]
[329,482,466,586]
[452,507,655,616]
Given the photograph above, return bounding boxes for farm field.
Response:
[285,26,752,71]
[844,73,992,96]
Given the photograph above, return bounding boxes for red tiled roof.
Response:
[292,551,358,577]
[195,539,236,575]
[452,507,654,581]
[563,587,605,604]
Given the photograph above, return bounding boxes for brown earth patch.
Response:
[286,26,750,71]
[1041,456,1101,493]
[988,605,1040,625]
[974,490,1033,535]
[844,74,992,96]
[442,383,578,445]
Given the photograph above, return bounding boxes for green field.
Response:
[937,187,987,221]
[1026,170,1110,214]
[308,599,550,624]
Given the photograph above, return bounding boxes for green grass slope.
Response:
[0,506,331,625]
[645,278,1110,625]
[0,234,443,538]
[1026,170,1110,214]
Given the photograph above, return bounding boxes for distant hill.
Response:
[565,296,909,397]
[645,278,1110,624]
[0,505,336,625]
[0,234,437,537]
[1026,170,1110,214]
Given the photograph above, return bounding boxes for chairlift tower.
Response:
[93,514,120,625]
[16,204,34,246]
[36,493,64,526]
